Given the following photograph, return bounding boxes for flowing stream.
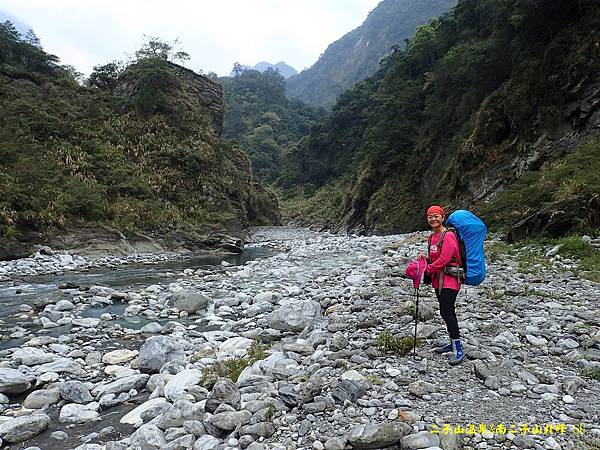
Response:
[0,246,275,350]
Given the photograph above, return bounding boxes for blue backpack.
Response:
[445,210,488,285]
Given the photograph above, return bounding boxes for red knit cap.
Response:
[426,205,445,218]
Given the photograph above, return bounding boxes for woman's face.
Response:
[427,213,444,229]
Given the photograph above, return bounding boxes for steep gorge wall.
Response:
[283,0,600,239]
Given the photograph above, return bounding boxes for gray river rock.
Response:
[0,227,598,449]
[0,413,50,443]
[138,336,186,373]
[0,368,35,394]
[60,380,94,403]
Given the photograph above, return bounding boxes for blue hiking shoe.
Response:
[434,343,452,354]
[448,339,465,365]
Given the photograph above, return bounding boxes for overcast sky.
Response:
[0,0,381,76]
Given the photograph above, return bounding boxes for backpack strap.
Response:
[441,228,464,287]
[436,231,448,295]
[427,234,433,262]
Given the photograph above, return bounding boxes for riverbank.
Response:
[0,225,249,262]
[0,227,598,450]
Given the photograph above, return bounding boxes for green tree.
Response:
[134,35,190,64]
[88,61,124,90]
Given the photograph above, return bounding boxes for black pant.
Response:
[435,288,460,340]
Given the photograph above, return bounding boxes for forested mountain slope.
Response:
[0,24,279,258]
[281,0,600,239]
[221,69,325,182]
[286,0,456,108]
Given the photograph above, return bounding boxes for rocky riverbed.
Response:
[0,227,598,450]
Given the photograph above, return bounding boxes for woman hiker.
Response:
[423,205,465,365]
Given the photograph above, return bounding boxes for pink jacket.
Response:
[425,230,462,292]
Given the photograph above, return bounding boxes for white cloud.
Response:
[0,0,380,76]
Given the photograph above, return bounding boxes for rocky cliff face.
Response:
[171,64,225,136]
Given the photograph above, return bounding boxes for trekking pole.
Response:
[413,287,419,359]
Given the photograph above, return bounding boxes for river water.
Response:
[0,246,275,350]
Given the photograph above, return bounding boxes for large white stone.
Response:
[131,424,167,449]
[344,275,367,286]
[104,366,137,378]
[92,374,149,398]
[217,337,254,359]
[253,291,281,304]
[341,370,366,383]
[120,397,169,425]
[23,389,61,409]
[59,402,100,423]
[102,349,138,365]
[71,317,100,328]
[55,300,75,311]
[163,369,203,401]
[11,348,56,366]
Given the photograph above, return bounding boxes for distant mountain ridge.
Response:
[229,61,297,79]
[286,0,456,108]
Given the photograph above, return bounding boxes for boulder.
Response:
[237,422,276,439]
[92,374,149,398]
[331,379,367,404]
[55,299,75,311]
[164,369,203,401]
[138,336,186,373]
[102,349,138,365]
[217,337,254,359]
[348,422,412,449]
[205,378,241,413]
[23,389,61,409]
[209,410,252,431]
[59,402,100,423]
[0,368,34,394]
[72,318,100,328]
[253,291,281,304]
[345,275,367,286]
[0,413,50,443]
[170,289,210,314]
[193,435,222,450]
[402,431,441,449]
[120,398,170,425]
[141,322,163,334]
[60,381,93,404]
[33,291,67,310]
[131,424,167,450]
[11,348,56,366]
[37,358,83,375]
[267,300,322,332]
